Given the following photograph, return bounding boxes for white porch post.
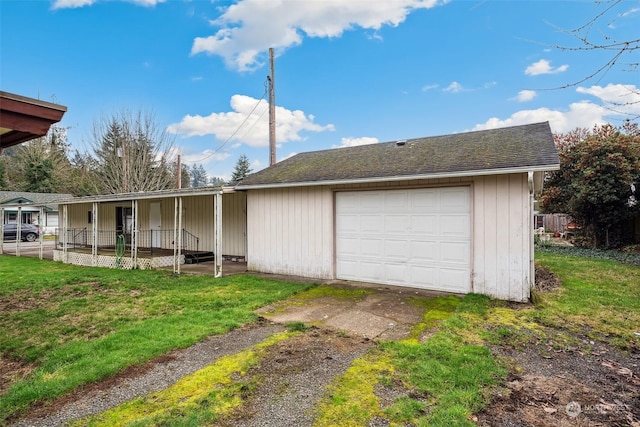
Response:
[62,204,68,263]
[177,196,183,275]
[0,208,4,255]
[215,192,223,278]
[16,206,22,257]
[92,202,98,266]
[132,199,138,269]
[38,206,44,260]
[0,208,4,254]
[173,197,178,274]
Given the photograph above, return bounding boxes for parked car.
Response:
[2,224,40,242]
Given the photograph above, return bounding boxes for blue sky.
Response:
[2,0,639,181]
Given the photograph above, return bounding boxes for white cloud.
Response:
[191,0,445,71]
[443,81,464,93]
[576,83,640,115]
[524,59,569,76]
[514,90,537,102]
[52,0,164,8]
[421,84,439,92]
[474,83,640,133]
[182,150,231,165]
[52,0,95,8]
[333,136,379,148]
[167,94,335,147]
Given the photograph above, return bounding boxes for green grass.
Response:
[313,295,506,427]
[0,256,312,422]
[534,251,640,350]
[382,295,506,426]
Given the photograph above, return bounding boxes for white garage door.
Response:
[336,187,471,293]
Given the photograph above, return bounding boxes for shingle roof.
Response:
[0,191,73,208]
[237,122,559,188]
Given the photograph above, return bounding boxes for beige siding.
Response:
[247,186,333,278]
[222,192,247,257]
[60,193,247,257]
[248,173,532,301]
[471,174,531,301]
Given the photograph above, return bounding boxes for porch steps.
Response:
[184,252,214,264]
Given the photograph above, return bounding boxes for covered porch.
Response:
[54,187,247,276]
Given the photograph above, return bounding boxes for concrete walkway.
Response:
[256,281,456,340]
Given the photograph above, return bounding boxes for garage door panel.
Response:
[384,191,409,211]
[440,188,471,211]
[410,265,437,287]
[410,214,437,234]
[360,192,383,210]
[384,239,410,259]
[385,215,409,233]
[360,238,384,257]
[361,215,383,232]
[336,237,359,256]
[411,189,437,209]
[358,261,384,281]
[439,268,470,292]
[409,240,437,261]
[336,187,471,293]
[440,242,470,264]
[384,263,409,283]
[440,215,470,235]
[337,214,359,233]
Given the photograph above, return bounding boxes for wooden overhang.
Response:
[0,91,67,151]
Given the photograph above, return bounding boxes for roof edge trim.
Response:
[236,164,560,190]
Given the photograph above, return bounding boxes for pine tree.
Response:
[230,154,252,183]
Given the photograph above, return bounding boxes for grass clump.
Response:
[313,350,394,427]
[533,252,640,350]
[0,257,311,422]
[382,294,506,426]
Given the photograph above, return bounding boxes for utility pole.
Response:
[268,47,276,166]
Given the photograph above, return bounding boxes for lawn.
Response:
[0,256,312,422]
[2,251,638,426]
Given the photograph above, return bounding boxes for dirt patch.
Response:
[476,332,640,427]
[534,264,561,292]
[0,356,35,396]
[0,282,114,313]
[217,327,374,427]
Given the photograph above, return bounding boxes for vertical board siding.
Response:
[247,186,333,279]
[472,173,530,301]
[222,192,247,257]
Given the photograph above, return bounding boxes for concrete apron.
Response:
[256,281,459,341]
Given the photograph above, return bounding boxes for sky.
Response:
[1,0,639,182]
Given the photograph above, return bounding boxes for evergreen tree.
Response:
[230,154,252,183]
[190,164,209,188]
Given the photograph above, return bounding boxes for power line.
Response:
[183,82,268,164]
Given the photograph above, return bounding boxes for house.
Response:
[0,191,72,234]
[52,122,558,302]
[235,122,559,302]
[0,91,67,153]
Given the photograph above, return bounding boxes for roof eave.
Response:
[57,187,226,205]
[236,164,560,190]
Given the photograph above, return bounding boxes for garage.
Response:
[335,187,471,292]
[240,122,560,301]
